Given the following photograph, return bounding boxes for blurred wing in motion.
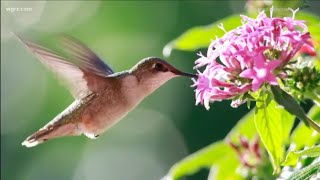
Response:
[59,35,114,76]
[16,35,114,99]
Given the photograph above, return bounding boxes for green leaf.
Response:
[271,86,320,133]
[208,155,243,180]
[288,161,320,180]
[163,14,242,56]
[163,141,236,180]
[226,109,257,142]
[255,90,295,173]
[291,105,320,150]
[282,145,320,166]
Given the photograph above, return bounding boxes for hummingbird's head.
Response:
[130,57,197,93]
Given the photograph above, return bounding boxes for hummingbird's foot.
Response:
[83,132,99,139]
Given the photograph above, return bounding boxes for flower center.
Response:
[256,69,267,78]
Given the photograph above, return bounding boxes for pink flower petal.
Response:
[239,69,255,79]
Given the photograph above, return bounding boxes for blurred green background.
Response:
[1,1,319,180]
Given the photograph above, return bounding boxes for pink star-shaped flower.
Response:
[193,9,314,109]
[239,54,281,91]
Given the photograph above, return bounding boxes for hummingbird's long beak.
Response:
[172,69,198,78]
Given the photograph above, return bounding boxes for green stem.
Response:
[306,116,320,133]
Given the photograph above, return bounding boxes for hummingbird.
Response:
[17,35,197,148]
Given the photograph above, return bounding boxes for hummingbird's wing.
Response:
[17,36,113,99]
[59,35,114,76]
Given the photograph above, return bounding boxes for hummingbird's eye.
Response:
[154,63,168,72]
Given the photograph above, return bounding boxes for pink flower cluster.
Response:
[193,8,314,110]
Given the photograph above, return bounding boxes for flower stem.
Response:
[306,116,320,133]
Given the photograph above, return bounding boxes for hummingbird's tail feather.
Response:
[22,123,81,148]
[22,129,50,147]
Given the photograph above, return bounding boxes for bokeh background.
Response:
[1,1,320,180]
